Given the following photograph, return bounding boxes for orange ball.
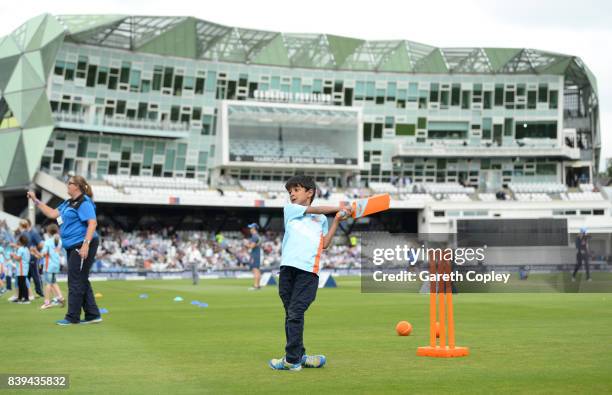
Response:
[396,321,412,336]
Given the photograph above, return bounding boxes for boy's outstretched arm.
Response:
[305,206,342,215]
[322,211,351,249]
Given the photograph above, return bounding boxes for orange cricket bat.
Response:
[341,193,391,218]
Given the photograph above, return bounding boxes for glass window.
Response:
[451,84,460,106]
[65,63,75,81]
[483,91,492,109]
[130,69,141,90]
[116,100,126,114]
[141,80,151,93]
[440,90,449,107]
[536,163,556,175]
[86,65,97,87]
[77,137,87,157]
[201,115,212,135]
[163,67,174,89]
[121,149,130,161]
[482,118,492,139]
[515,121,557,139]
[373,123,383,139]
[77,56,87,71]
[549,90,558,109]
[170,106,180,122]
[137,102,147,119]
[461,91,471,109]
[505,90,514,104]
[429,83,439,102]
[494,84,504,106]
[173,75,183,96]
[133,141,143,154]
[207,71,218,93]
[192,107,202,120]
[363,123,372,141]
[153,66,162,90]
[178,143,187,157]
[395,123,415,136]
[120,61,131,84]
[417,117,427,129]
[504,118,513,137]
[97,67,108,85]
[54,61,65,76]
[527,91,536,109]
[108,75,117,90]
[53,149,63,163]
[408,83,418,102]
[198,151,208,170]
[538,84,548,103]
[164,149,175,170]
[184,77,195,90]
[195,77,205,94]
[111,139,121,152]
[142,147,153,168]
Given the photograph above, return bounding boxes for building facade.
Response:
[0,14,601,191]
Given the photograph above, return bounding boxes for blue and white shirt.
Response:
[14,246,30,276]
[281,203,328,274]
[57,194,98,249]
[41,238,62,274]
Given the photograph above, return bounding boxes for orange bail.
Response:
[417,251,469,358]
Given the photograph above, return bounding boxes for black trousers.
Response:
[65,239,100,323]
[572,252,591,279]
[278,265,319,364]
[27,260,44,297]
[17,276,28,301]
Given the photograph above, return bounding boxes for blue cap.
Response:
[248,223,259,229]
[580,227,588,234]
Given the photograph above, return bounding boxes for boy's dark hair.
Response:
[18,235,28,246]
[285,175,317,204]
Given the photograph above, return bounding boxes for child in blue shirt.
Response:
[40,224,65,309]
[269,175,352,371]
[10,235,31,304]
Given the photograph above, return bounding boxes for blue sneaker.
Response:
[56,319,78,326]
[80,317,103,324]
[301,354,326,368]
[268,357,302,371]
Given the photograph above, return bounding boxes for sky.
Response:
[0,0,610,171]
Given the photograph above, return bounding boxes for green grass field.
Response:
[3,277,612,394]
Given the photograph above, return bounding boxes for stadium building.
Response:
[0,14,610,256]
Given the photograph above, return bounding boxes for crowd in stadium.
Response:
[0,219,361,275]
[96,227,360,271]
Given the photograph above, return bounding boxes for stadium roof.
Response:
[51,15,597,91]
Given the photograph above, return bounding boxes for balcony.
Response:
[52,112,191,139]
[394,140,580,159]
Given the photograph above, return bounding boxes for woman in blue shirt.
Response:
[27,175,102,325]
